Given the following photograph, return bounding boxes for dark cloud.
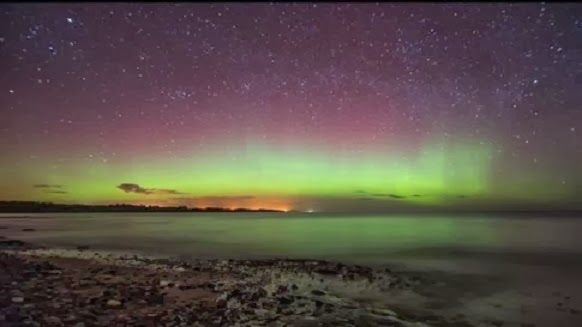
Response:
[172,195,255,201]
[353,190,410,199]
[33,184,62,189]
[117,183,152,194]
[116,183,187,195]
[156,189,187,195]
[371,193,407,199]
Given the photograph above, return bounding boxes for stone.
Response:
[278,296,294,305]
[311,290,326,296]
[371,308,397,317]
[277,285,288,294]
[106,299,123,308]
[229,289,242,299]
[44,316,62,325]
[149,294,164,305]
[11,297,24,303]
[63,314,78,323]
[251,288,268,301]
[0,240,27,248]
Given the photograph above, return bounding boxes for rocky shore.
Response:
[0,238,476,327]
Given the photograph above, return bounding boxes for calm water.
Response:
[2,212,582,273]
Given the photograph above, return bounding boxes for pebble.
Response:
[44,316,62,325]
[106,299,123,308]
[311,290,326,296]
[0,239,478,327]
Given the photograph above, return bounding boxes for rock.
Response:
[149,294,164,305]
[277,285,288,294]
[11,297,24,303]
[371,308,397,317]
[160,280,171,287]
[0,240,27,248]
[216,299,227,308]
[311,290,326,296]
[315,268,337,275]
[106,299,123,308]
[63,314,78,323]
[102,289,114,297]
[73,323,86,327]
[251,288,268,301]
[77,245,90,251]
[44,316,62,325]
[229,289,242,299]
[570,309,580,314]
[22,228,36,231]
[278,296,294,305]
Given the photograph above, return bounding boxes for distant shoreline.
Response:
[0,201,286,213]
[1,201,582,216]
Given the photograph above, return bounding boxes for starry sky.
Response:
[0,3,580,212]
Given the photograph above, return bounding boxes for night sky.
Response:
[1,3,580,212]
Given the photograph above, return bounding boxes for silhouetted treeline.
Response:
[0,201,283,213]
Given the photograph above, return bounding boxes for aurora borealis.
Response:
[0,3,580,212]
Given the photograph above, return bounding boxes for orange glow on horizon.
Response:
[89,197,293,212]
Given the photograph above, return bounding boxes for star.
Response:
[0,3,578,211]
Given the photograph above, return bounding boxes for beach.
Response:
[1,238,463,327]
[1,214,582,326]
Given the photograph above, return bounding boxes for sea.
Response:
[2,212,582,275]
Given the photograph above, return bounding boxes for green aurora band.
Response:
[3,135,574,211]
